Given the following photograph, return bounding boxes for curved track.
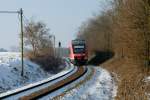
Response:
[21,66,87,100]
[0,64,87,100]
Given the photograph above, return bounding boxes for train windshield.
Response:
[72,45,85,54]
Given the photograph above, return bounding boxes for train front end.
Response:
[69,39,88,65]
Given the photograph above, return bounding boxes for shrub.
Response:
[26,49,64,74]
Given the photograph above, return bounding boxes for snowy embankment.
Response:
[58,66,117,100]
[0,52,66,93]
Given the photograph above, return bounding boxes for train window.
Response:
[73,45,85,53]
[71,39,86,54]
[73,48,85,53]
[74,45,84,49]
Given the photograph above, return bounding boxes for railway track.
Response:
[0,64,87,100]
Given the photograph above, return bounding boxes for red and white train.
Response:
[69,39,88,65]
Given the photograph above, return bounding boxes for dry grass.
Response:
[102,57,150,100]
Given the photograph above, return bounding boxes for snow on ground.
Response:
[0,52,57,93]
[0,63,75,99]
[0,52,117,99]
[144,76,150,99]
[59,66,117,100]
[144,76,150,83]
[42,66,117,100]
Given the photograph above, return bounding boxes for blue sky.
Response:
[0,0,104,50]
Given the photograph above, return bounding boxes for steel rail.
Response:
[20,66,87,100]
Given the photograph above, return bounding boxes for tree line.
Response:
[78,0,150,68]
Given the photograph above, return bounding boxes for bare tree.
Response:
[78,11,114,55]
[23,20,54,56]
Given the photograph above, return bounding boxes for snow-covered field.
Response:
[0,52,54,93]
